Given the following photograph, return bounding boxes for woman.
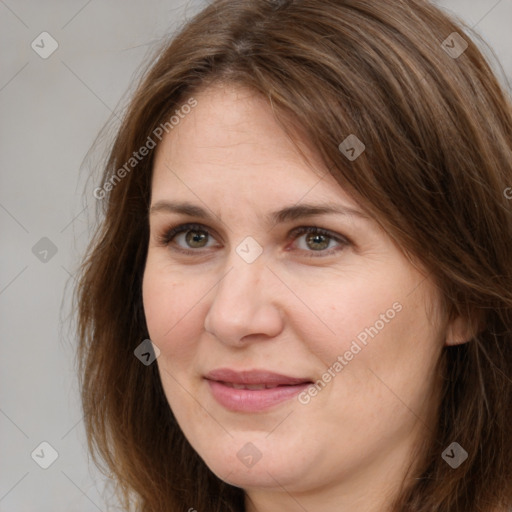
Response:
[76,0,512,510]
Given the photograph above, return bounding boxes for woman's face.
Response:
[143,84,447,506]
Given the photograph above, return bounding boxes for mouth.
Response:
[204,368,313,412]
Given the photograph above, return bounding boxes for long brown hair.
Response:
[75,0,512,510]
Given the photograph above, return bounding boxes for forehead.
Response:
[151,83,359,211]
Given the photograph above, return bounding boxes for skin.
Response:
[142,83,469,511]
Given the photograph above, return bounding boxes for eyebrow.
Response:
[149,200,368,226]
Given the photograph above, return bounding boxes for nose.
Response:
[203,255,284,347]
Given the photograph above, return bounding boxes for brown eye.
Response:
[159,223,218,252]
[304,232,330,251]
[185,229,209,248]
[289,226,350,257]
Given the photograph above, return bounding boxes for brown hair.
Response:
[75,0,512,510]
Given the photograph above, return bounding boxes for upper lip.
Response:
[205,368,312,386]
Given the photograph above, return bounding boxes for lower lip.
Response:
[206,380,310,412]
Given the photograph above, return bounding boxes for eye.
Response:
[287,226,350,257]
[157,222,219,253]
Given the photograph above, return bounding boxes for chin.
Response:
[192,433,315,490]
[208,455,301,489]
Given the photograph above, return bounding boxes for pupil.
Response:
[186,230,207,247]
[307,233,329,250]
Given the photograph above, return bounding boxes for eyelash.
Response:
[157,222,351,258]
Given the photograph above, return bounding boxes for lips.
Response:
[204,368,312,412]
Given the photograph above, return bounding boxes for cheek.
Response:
[312,265,442,397]
[299,270,405,364]
[142,261,202,357]
[325,283,442,425]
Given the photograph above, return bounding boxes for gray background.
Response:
[1,1,511,510]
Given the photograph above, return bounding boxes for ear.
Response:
[444,310,483,347]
